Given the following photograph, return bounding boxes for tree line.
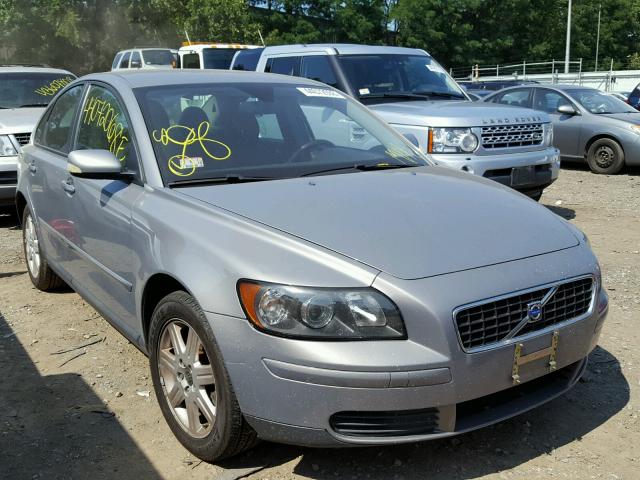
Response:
[0,0,639,75]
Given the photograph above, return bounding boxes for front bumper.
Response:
[207,247,607,447]
[431,147,560,195]
[0,157,18,206]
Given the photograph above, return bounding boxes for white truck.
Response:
[241,44,560,200]
[0,66,75,210]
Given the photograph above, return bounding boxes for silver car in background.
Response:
[485,84,640,174]
[16,71,608,461]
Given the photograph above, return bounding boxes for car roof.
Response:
[496,83,595,92]
[0,66,73,75]
[81,69,331,89]
[178,44,261,53]
[261,43,429,57]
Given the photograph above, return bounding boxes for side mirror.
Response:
[403,133,420,148]
[557,104,577,115]
[68,150,124,179]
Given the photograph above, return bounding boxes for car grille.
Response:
[481,123,543,149]
[454,277,594,351]
[330,408,439,437]
[12,133,31,147]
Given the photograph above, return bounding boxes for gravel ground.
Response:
[0,165,638,480]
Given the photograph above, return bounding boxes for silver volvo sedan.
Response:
[15,71,609,461]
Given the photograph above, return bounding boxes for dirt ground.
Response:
[0,165,638,480]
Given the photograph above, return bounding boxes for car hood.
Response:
[0,107,45,133]
[367,100,548,127]
[179,167,579,280]
[598,112,640,123]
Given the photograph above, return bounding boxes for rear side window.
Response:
[75,85,137,173]
[265,57,300,76]
[182,53,200,69]
[231,48,263,71]
[300,56,338,88]
[35,85,84,153]
[489,88,532,108]
[119,51,131,69]
[111,53,123,70]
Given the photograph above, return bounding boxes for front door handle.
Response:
[61,179,75,195]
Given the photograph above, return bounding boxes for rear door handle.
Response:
[61,179,75,195]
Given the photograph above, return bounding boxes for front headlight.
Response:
[0,135,18,157]
[544,123,554,146]
[238,281,406,339]
[429,127,478,154]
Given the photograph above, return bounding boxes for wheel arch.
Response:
[15,191,27,226]
[141,272,193,349]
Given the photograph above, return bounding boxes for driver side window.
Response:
[75,85,138,174]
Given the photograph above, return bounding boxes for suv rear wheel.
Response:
[149,291,257,462]
[586,138,625,174]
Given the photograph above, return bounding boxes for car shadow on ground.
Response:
[561,161,640,176]
[219,346,628,479]
[0,210,19,229]
[544,204,576,220]
[0,311,163,479]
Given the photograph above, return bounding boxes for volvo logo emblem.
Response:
[527,302,543,322]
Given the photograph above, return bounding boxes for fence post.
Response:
[551,59,555,74]
[523,60,526,77]
[496,64,499,76]
[579,58,582,75]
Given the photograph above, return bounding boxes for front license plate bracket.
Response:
[511,165,537,187]
[511,330,559,385]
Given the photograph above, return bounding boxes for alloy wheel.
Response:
[24,214,41,278]
[157,319,217,439]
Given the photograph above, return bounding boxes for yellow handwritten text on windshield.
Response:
[152,121,231,177]
[34,76,74,96]
[82,96,129,162]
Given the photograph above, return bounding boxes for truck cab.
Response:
[179,43,261,70]
[246,44,560,200]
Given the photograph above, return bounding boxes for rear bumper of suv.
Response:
[0,159,18,206]
[431,147,560,196]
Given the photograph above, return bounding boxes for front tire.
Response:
[22,207,65,291]
[586,138,625,174]
[149,291,257,462]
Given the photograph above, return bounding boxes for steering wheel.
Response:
[593,103,608,114]
[288,139,335,163]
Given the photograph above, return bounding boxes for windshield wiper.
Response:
[19,103,48,108]
[168,175,273,187]
[361,92,431,101]
[413,90,466,99]
[302,163,415,177]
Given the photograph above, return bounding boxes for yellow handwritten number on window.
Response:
[152,121,231,177]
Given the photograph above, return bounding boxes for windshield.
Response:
[337,54,466,102]
[202,48,240,69]
[142,49,174,66]
[0,72,75,108]
[135,83,428,184]
[566,88,638,114]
